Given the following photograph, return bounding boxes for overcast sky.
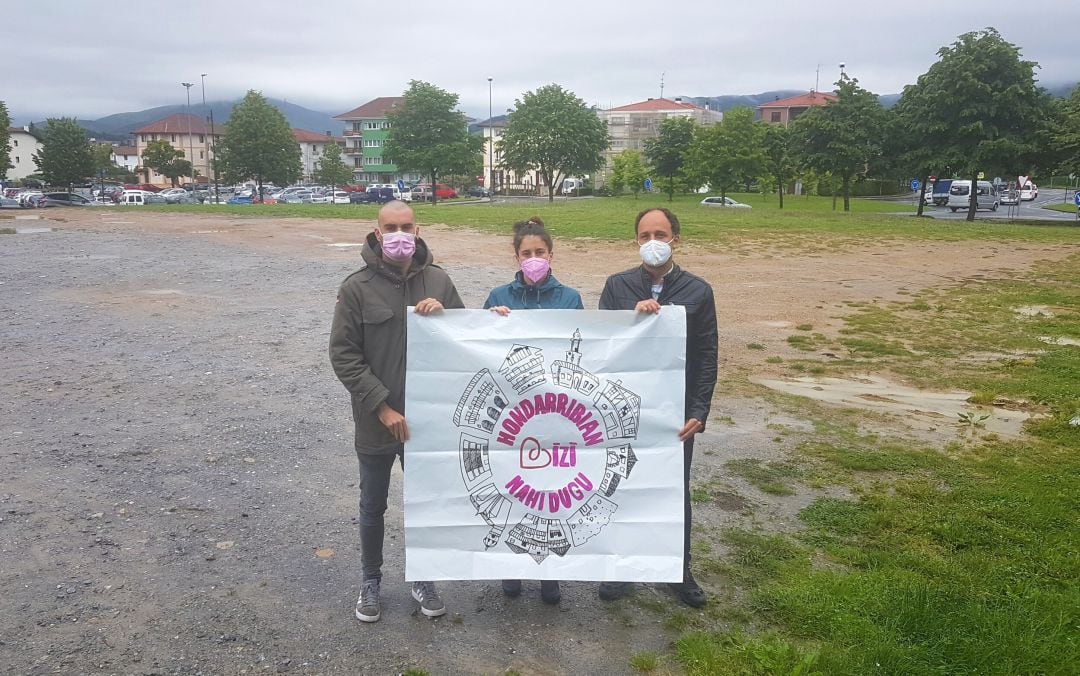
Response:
[4,0,1077,125]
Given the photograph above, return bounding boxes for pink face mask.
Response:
[520,256,550,284]
[381,231,416,263]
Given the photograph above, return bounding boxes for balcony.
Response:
[343,130,362,137]
[343,146,364,155]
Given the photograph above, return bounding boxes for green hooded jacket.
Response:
[329,232,464,455]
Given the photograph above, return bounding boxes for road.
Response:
[920,187,1079,222]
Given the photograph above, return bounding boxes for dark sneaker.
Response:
[412,581,447,618]
[540,580,561,605]
[355,578,381,623]
[668,572,706,608]
[598,581,632,601]
[501,579,522,598]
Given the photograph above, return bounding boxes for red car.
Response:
[124,183,162,193]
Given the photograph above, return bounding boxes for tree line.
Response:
[5,29,1079,216]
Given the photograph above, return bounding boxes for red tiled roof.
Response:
[133,113,214,135]
[292,128,336,143]
[334,97,405,120]
[113,145,138,155]
[605,98,704,113]
[757,92,838,109]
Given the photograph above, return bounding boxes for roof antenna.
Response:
[660,72,665,99]
[814,64,820,93]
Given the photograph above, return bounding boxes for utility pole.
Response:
[200,74,209,194]
[659,72,665,99]
[182,82,195,189]
[487,76,494,202]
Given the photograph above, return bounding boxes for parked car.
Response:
[1,196,22,209]
[17,191,43,207]
[947,180,999,212]
[1000,188,1020,206]
[1020,183,1038,201]
[38,192,97,207]
[278,191,314,204]
[351,187,395,204]
[700,196,752,209]
[467,186,490,198]
[123,183,162,193]
[411,183,457,201]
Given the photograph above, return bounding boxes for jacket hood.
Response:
[361,231,434,278]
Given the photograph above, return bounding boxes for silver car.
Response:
[700,196,752,209]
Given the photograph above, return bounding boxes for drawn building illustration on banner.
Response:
[452,330,642,563]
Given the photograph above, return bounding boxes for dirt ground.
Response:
[1,209,1072,675]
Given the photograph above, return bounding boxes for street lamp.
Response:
[200,74,209,194]
[182,82,195,190]
[487,76,494,202]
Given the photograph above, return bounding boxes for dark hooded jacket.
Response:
[599,263,718,429]
[483,271,584,310]
[329,232,464,455]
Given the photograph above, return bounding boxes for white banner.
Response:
[404,308,686,582]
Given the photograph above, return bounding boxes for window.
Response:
[354,158,363,168]
[171,134,176,142]
[199,135,205,143]
[770,111,781,122]
[12,139,17,147]
[199,151,204,159]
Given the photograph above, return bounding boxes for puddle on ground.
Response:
[1014,305,1054,317]
[752,374,1035,437]
[14,214,41,220]
[14,227,53,234]
[325,242,364,248]
[1038,336,1080,347]
[142,289,187,296]
[758,320,794,328]
[104,221,135,224]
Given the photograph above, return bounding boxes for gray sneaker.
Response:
[355,578,381,623]
[411,581,446,618]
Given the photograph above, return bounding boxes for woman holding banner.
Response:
[483,216,584,604]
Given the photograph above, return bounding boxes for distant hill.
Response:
[32,99,343,143]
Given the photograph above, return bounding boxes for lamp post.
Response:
[487,76,494,202]
[200,74,209,195]
[182,82,195,190]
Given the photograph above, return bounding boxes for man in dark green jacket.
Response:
[329,201,464,624]
[596,207,718,609]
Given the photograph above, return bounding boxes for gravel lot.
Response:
[1,209,1072,674]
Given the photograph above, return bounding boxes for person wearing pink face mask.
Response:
[484,217,584,316]
[483,217,583,605]
[330,200,464,624]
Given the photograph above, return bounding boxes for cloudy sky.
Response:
[4,0,1077,124]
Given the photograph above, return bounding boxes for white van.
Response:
[120,190,148,206]
[948,180,998,212]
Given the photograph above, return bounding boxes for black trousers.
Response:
[356,450,403,581]
[683,437,694,573]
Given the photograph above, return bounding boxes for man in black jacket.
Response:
[597,207,718,608]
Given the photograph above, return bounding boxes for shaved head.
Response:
[377,200,414,230]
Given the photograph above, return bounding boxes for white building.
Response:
[133,113,221,186]
[5,127,43,182]
[111,145,139,173]
[477,115,543,195]
[292,129,345,182]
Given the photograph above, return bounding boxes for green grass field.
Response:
[148,193,1080,245]
[669,253,1080,675]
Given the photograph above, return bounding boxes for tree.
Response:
[33,118,94,189]
[790,76,885,212]
[216,90,301,198]
[897,29,1049,221]
[686,107,764,204]
[313,142,352,189]
[142,139,192,187]
[1052,84,1080,180]
[760,123,796,209]
[643,116,695,202]
[609,150,648,198]
[383,80,482,205]
[499,84,608,202]
[0,101,12,181]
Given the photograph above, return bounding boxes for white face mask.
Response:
[639,239,672,267]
